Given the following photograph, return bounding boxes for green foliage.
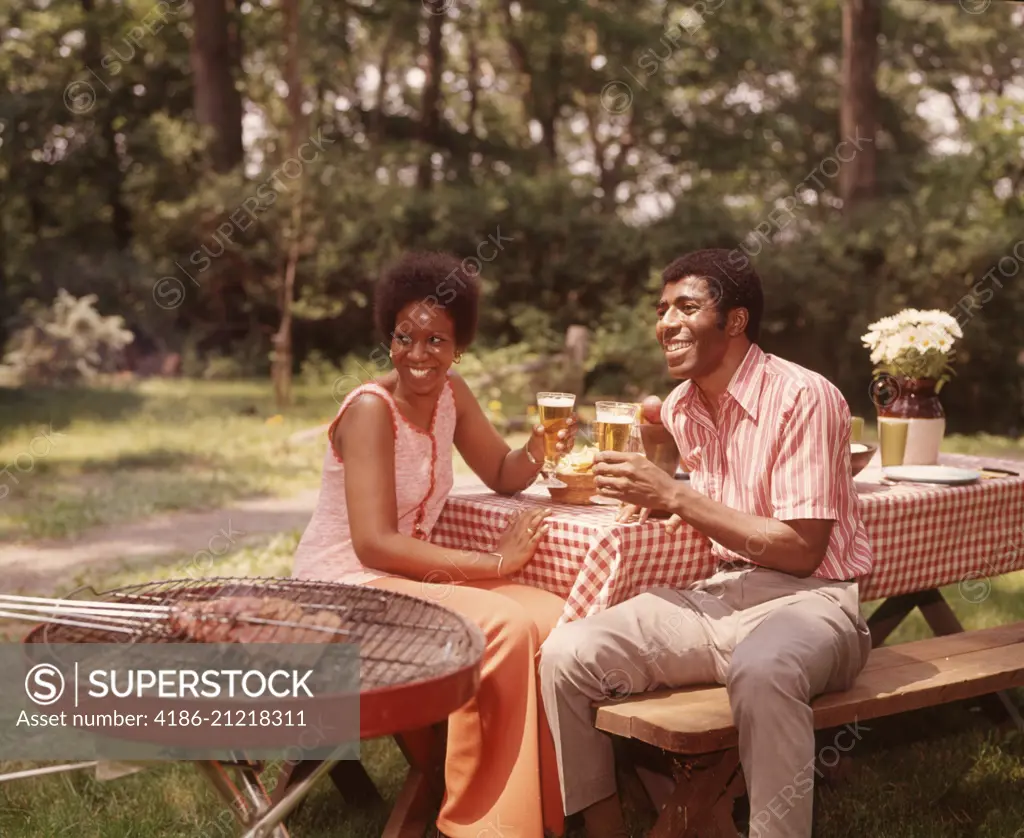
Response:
[585,271,671,399]
[1,0,1023,430]
[1,290,135,386]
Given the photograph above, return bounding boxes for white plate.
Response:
[882,465,980,485]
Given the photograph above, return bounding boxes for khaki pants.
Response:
[538,565,872,838]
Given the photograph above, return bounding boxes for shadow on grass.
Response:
[76,448,221,472]
[816,707,1024,838]
[0,385,145,439]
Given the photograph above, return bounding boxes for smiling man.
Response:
[538,249,874,838]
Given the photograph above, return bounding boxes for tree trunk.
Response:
[82,0,132,249]
[373,14,398,142]
[538,53,562,162]
[190,0,244,172]
[417,0,446,190]
[839,0,879,211]
[467,17,480,140]
[271,0,306,408]
[0,175,6,350]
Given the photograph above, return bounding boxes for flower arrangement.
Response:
[861,309,962,391]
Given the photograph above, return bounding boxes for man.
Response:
[538,249,873,838]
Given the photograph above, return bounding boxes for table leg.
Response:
[867,588,1024,731]
[648,750,741,838]
[866,591,933,647]
[916,589,1024,730]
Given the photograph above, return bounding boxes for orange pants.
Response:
[371,575,566,838]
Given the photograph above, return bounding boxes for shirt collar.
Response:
[675,343,766,423]
[726,343,766,421]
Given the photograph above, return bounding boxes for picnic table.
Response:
[432,453,1024,631]
[274,452,1022,837]
[430,451,1024,836]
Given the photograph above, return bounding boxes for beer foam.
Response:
[538,396,575,407]
[595,413,635,424]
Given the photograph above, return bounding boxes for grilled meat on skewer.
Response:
[169,596,346,643]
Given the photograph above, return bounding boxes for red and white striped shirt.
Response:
[660,343,873,581]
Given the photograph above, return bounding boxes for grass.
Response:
[2,537,1023,837]
[0,379,521,544]
[0,380,341,543]
[1,380,1023,836]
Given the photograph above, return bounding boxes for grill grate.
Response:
[23,577,484,692]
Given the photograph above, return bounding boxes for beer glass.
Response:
[594,401,641,452]
[591,401,641,506]
[536,392,576,488]
[878,417,909,467]
[850,416,865,444]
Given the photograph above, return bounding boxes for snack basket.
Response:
[546,470,598,505]
[546,447,599,505]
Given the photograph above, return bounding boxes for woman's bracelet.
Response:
[492,551,506,577]
[522,444,541,468]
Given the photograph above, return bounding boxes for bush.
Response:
[1,290,134,386]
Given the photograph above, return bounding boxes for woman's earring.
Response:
[453,352,462,364]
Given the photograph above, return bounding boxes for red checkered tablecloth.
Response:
[431,454,1024,624]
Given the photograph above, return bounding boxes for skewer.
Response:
[0,597,351,638]
[0,594,170,613]
[105,588,380,617]
[0,602,163,622]
[232,616,350,637]
[0,609,136,634]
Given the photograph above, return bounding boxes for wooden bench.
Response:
[595,621,1024,838]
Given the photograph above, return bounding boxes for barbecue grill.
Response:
[3,576,486,838]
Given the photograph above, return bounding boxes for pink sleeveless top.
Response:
[292,379,457,585]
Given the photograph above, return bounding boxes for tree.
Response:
[839,0,880,211]
[189,0,244,172]
[270,0,305,407]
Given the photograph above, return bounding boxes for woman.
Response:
[293,251,572,838]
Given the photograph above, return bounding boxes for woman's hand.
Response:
[615,503,685,534]
[527,414,577,464]
[615,503,651,525]
[495,507,552,576]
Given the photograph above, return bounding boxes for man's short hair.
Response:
[374,251,480,348]
[661,249,763,342]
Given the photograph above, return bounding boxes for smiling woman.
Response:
[291,251,574,838]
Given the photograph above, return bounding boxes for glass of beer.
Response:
[850,416,865,444]
[536,392,576,488]
[594,401,641,452]
[878,417,910,467]
[590,401,641,506]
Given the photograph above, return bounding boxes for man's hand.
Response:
[593,451,679,511]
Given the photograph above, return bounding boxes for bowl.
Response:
[638,423,681,476]
[850,442,877,476]
[547,470,598,505]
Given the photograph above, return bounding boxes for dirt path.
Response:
[0,475,488,594]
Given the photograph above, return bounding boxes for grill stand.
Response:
[266,724,448,838]
[271,760,382,812]
[196,760,291,838]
